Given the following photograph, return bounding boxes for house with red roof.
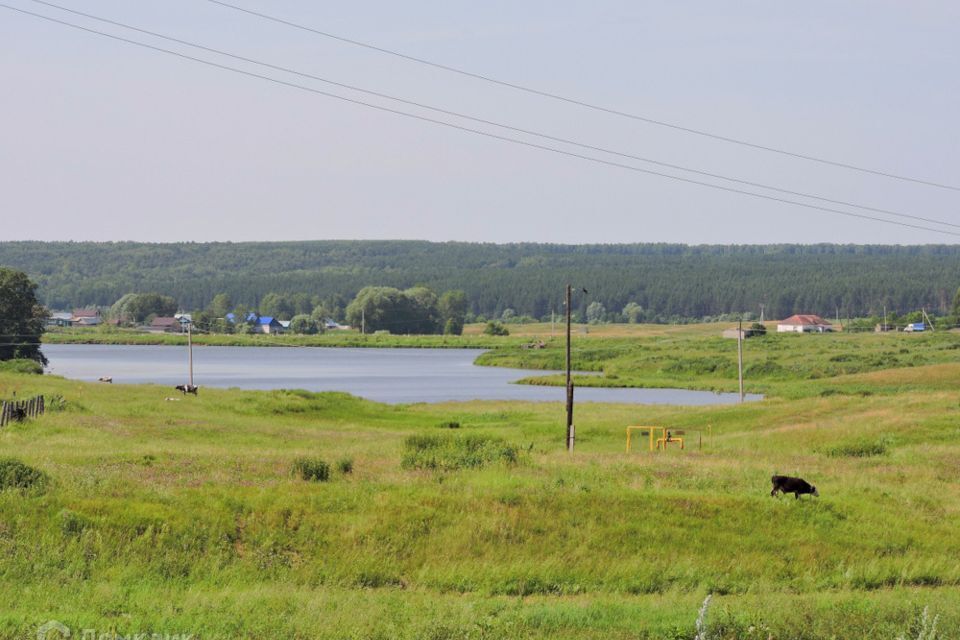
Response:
[777,314,832,333]
[71,308,101,326]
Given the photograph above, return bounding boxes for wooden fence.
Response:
[0,395,45,427]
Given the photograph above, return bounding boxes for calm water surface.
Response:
[43,344,761,405]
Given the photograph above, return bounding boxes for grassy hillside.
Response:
[2,328,960,638]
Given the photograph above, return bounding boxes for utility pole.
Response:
[737,319,744,403]
[187,321,194,388]
[565,285,574,452]
[883,305,887,331]
[361,309,365,335]
[759,304,765,324]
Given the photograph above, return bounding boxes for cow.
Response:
[98,376,113,383]
[174,384,199,395]
[771,475,819,499]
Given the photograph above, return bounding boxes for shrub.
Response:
[0,359,43,374]
[0,458,46,491]
[483,321,509,336]
[336,457,354,475]
[437,421,461,429]
[292,457,330,482]
[58,509,90,536]
[402,434,519,471]
[824,439,889,458]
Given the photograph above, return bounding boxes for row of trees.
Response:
[8,241,960,322]
[88,286,470,336]
[346,287,467,335]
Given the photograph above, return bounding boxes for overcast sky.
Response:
[2,1,958,244]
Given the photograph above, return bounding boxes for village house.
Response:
[47,311,74,327]
[71,308,101,326]
[777,314,832,333]
[149,316,182,333]
[254,316,284,334]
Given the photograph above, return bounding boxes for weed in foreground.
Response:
[0,458,46,491]
[292,457,330,482]
[401,434,519,471]
[336,457,354,474]
[897,606,939,640]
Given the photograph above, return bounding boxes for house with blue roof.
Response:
[254,316,284,334]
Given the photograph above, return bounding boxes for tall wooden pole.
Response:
[565,284,574,452]
[188,321,194,387]
[737,319,744,403]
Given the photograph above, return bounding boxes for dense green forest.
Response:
[2,241,959,321]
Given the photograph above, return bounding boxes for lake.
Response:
[42,344,762,405]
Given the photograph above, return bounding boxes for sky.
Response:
[1,1,958,244]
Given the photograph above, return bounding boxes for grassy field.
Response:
[43,326,518,349]
[3,326,960,638]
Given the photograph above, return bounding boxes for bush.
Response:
[0,359,43,374]
[292,457,330,482]
[750,322,767,336]
[824,439,889,458]
[483,321,509,336]
[289,314,321,335]
[438,421,461,429]
[402,434,519,471]
[0,458,46,491]
[336,457,353,474]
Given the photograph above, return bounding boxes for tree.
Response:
[208,293,232,319]
[0,268,48,365]
[404,286,441,334]
[622,302,644,323]
[109,293,139,324]
[289,314,321,335]
[346,286,443,335]
[439,290,468,335]
[124,293,178,323]
[259,292,295,320]
[346,287,413,334]
[586,301,607,324]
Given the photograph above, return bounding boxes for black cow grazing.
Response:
[174,384,199,395]
[771,475,819,499]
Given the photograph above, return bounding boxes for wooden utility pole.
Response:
[187,321,194,387]
[737,319,744,403]
[565,285,574,452]
[361,309,365,335]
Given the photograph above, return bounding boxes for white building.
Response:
[777,314,832,333]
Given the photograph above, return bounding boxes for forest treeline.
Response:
[2,241,959,322]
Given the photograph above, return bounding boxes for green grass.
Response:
[42,326,520,349]
[475,325,960,398]
[4,327,960,638]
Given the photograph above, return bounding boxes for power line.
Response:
[204,0,960,193]
[26,0,960,231]
[4,4,959,238]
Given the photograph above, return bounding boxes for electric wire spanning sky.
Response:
[2,1,958,243]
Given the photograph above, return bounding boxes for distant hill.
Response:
[2,241,959,321]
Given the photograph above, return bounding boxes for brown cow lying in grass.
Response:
[771,475,819,499]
